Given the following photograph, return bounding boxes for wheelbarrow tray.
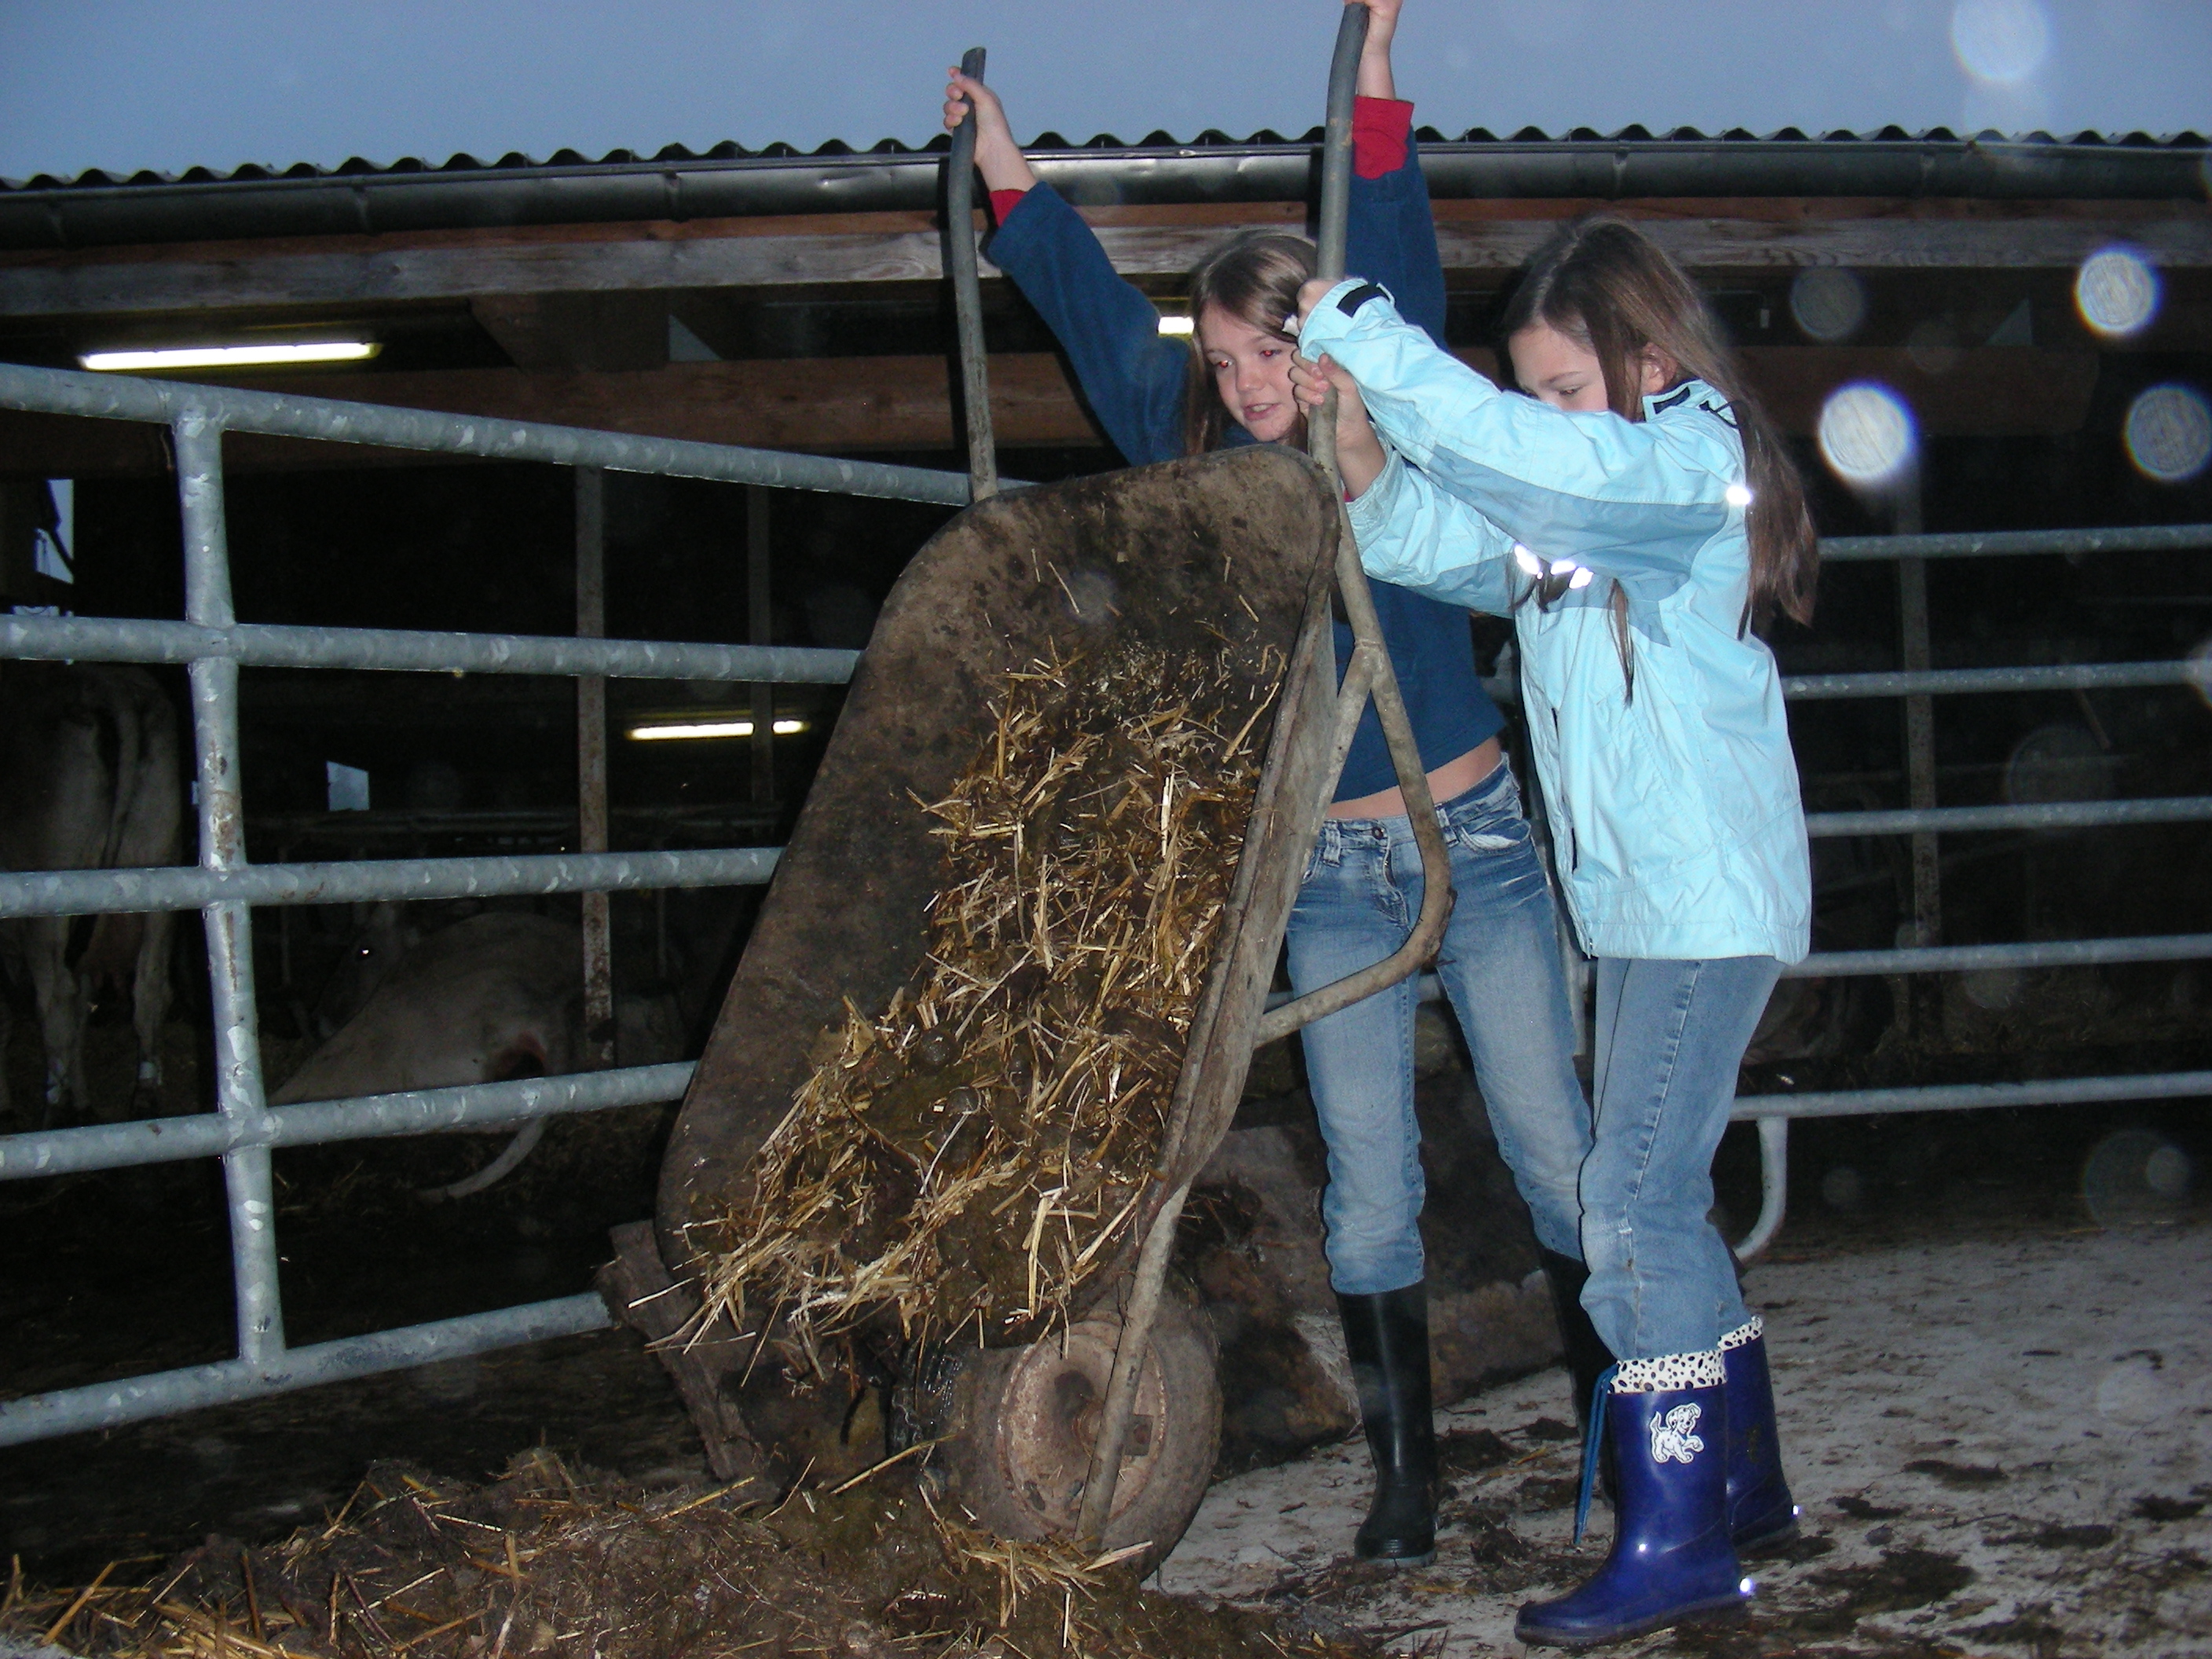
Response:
[630,445,1347,1470]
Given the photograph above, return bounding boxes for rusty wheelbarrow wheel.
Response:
[903,1280,1221,1574]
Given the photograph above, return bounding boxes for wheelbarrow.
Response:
[600,8,1448,1568]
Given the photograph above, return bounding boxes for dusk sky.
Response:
[2,0,2206,185]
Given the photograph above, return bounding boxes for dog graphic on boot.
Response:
[1647,1404,1705,1464]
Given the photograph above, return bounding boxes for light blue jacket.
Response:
[1299,279,1811,964]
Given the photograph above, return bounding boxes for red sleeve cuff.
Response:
[1352,96,1413,179]
[990,187,1031,225]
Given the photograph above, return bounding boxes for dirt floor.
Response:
[6,1009,2210,1655]
[1155,1217,2212,1657]
[8,1206,2207,1655]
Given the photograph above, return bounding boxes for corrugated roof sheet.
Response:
[7,124,2206,193]
[2,127,2203,255]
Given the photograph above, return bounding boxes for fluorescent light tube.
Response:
[627,718,808,742]
[79,341,380,372]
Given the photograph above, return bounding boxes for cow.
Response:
[308,899,423,1041]
[273,911,584,1198]
[0,662,183,1126]
[275,909,684,1199]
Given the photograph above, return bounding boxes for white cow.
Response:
[0,663,184,1126]
[275,911,587,1199]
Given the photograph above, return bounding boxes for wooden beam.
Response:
[0,408,176,477]
[2,199,2204,320]
[220,353,1100,451]
[469,291,668,371]
[1433,207,2212,274]
[0,342,2101,479]
[1741,344,2099,435]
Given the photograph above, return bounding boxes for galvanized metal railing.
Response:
[2,351,2206,1430]
[0,362,967,1447]
[1730,518,2212,1259]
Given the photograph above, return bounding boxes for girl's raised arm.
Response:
[943,68,1189,465]
[1340,0,1446,351]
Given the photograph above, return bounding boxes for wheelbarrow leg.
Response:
[1073,1181,1192,1543]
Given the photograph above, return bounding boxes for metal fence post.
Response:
[1895,478,1944,1039]
[174,404,286,1367]
[748,489,775,808]
[576,467,615,1068]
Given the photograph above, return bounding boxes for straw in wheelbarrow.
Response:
[690,635,1284,1373]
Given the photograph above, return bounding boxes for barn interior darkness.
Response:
[4,130,2211,1580]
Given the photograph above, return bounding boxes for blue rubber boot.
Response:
[1515,1351,1749,1650]
[1721,1317,1800,1557]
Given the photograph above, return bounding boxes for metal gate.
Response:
[1734,521,2212,1255]
[2,360,2207,1443]
[0,362,965,1445]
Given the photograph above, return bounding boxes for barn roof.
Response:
[3,126,2207,252]
[2,125,2206,478]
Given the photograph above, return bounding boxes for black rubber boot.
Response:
[1540,1249,1617,1500]
[1337,1283,1437,1566]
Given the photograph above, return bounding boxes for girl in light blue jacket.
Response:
[1292,218,1817,1650]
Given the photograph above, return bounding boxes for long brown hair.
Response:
[1500,215,1818,635]
[1181,231,1314,456]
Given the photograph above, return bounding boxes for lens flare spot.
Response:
[1725,482,1754,508]
[1950,0,2049,83]
[1819,1165,1866,1211]
[1789,268,1867,343]
[2188,637,2212,710]
[2075,247,2160,339]
[2082,1127,2194,1229]
[1961,967,2023,1011]
[1818,383,1916,487]
[2146,1143,2193,1200]
[2123,384,2212,483]
[2095,1353,2172,1424]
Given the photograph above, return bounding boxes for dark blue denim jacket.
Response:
[984,140,1502,801]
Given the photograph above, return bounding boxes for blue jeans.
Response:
[1286,762,1591,1295]
[1580,955,1782,1360]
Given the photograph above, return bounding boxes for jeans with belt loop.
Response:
[1285,760,1591,1295]
[1580,954,1782,1360]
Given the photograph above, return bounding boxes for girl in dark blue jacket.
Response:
[945,0,1593,1565]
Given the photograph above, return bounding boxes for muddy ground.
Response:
[5,1012,2210,1654]
[1159,1218,2212,1657]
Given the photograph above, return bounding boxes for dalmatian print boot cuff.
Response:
[1610,1349,1727,1393]
[1719,1317,1763,1352]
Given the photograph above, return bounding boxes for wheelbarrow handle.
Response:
[1079,2,1456,1548]
[1257,0,1455,1049]
[944,45,998,504]
[1253,532,1457,1049]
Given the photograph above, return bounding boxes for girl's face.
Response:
[1508,320,1672,414]
[1198,303,1299,442]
